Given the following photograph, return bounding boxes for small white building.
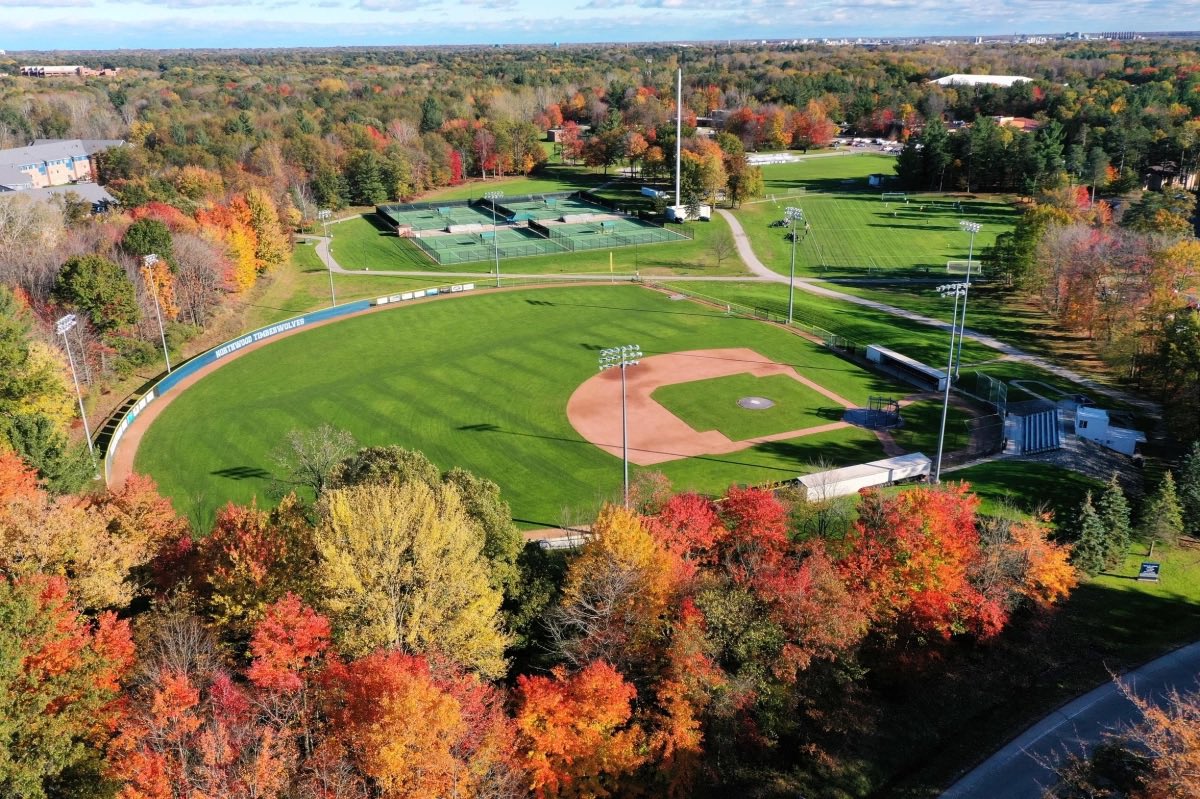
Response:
[1074,406,1145,457]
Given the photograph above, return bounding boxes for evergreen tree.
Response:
[52,254,139,332]
[343,149,388,206]
[1178,441,1200,539]
[920,117,952,190]
[121,218,175,268]
[1142,472,1184,557]
[419,95,444,134]
[1072,492,1108,577]
[1097,474,1132,569]
[4,413,93,495]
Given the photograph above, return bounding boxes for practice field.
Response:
[134,285,911,528]
[735,154,1018,277]
[652,373,838,441]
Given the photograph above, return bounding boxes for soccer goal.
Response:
[946,259,982,275]
[881,192,907,202]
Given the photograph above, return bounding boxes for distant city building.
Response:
[20,65,120,77]
[0,138,125,192]
[932,74,1033,87]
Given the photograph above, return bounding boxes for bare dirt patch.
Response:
[566,347,857,466]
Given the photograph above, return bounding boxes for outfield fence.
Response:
[97,300,374,485]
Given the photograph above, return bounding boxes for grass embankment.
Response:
[791,461,1200,799]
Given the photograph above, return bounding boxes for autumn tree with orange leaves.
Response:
[515,660,646,799]
[0,575,135,797]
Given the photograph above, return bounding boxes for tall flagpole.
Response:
[675,66,682,208]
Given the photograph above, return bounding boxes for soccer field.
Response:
[736,155,1019,277]
[134,286,909,528]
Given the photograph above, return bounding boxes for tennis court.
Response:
[377,202,499,232]
[535,216,690,252]
[376,192,692,266]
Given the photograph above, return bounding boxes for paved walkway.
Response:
[714,209,1155,413]
[940,640,1200,799]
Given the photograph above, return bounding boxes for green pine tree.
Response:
[1142,472,1185,558]
[1098,474,1132,569]
[1072,492,1108,577]
[1178,441,1200,539]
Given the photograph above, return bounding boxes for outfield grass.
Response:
[330,212,749,277]
[652,373,841,441]
[734,154,1018,278]
[136,285,909,529]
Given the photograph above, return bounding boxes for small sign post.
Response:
[1138,562,1161,582]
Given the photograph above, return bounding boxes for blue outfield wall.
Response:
[101,279,482,484]
[102,300,372,484]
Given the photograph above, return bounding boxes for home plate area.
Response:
[566,347,859,466]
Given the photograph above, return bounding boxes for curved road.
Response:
[303,209,1153,411]
[940,640,1200,798]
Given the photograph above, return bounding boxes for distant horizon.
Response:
[2,0,1194,52]
[6,31,1200,56]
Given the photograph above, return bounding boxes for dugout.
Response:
[865,344,947,392]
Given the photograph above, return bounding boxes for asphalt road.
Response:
[940,640,1200,798]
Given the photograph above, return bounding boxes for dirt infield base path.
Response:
[566,348,858,466]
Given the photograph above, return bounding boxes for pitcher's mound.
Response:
[738,396,775,410]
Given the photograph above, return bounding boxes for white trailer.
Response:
[1074,406,1145,457]
[797,453,932,500]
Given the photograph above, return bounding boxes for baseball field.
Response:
[133,285,922,528]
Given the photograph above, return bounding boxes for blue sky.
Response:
[0,0,1187,51]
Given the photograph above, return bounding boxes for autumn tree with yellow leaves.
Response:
[314,480,510,677]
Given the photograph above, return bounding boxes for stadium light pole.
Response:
[484,190,503,288]
[955,220,982,379]
[55,313,96,465]
[599,344,642,507]
[318,209,335,307]
[142,254,172,375]
[784,207,804,325]
[933,282,967,483]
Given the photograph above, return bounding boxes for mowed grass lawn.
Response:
[652,373,841,441]
[664,280,996,367]
[736,154,1018,278]
[136,285,902,529]
[330,211,748,277]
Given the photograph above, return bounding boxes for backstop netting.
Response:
[975,371,1008,414]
